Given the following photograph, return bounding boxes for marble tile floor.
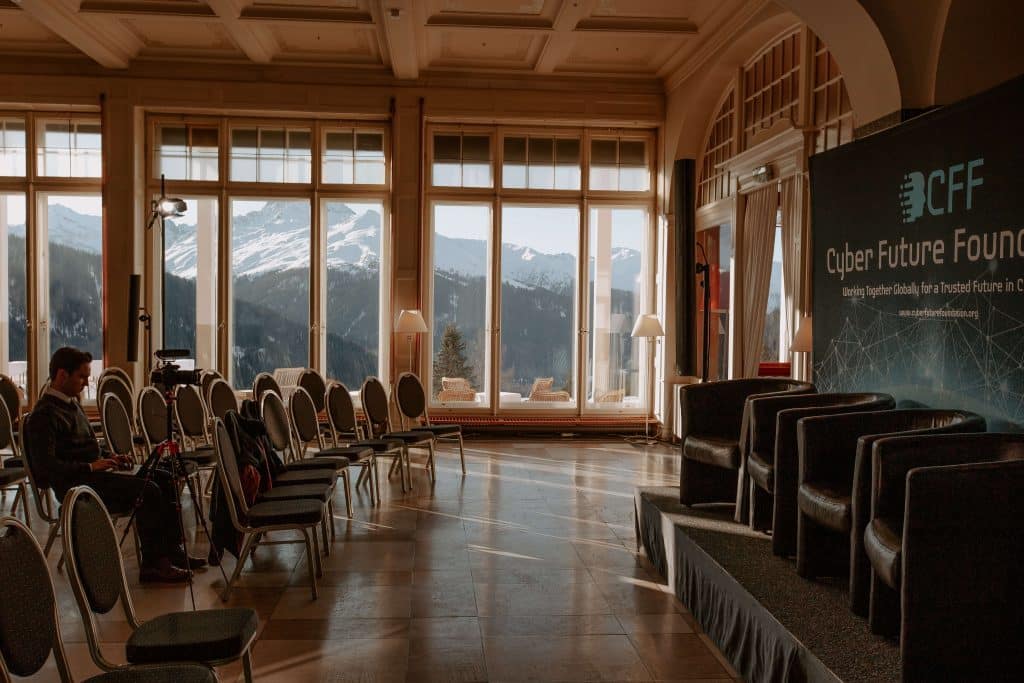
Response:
[3,437,742,682]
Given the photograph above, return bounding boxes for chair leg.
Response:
[341,469,353,518]
[328,499,336,544]
[427,443,436,483]
[372,455,381,503]
[242,649,255,683]
[223,533,256,602]
[301,528,318,601]
[16,483,30,526]
[458,434,466,475]
[43,522,59,557]
[355,466,368,489]
[311,527,323,578]
[388,455,400,479]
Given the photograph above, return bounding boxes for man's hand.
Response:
[90,458,119,472]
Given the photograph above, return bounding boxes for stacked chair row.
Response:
[678,378,1021,681]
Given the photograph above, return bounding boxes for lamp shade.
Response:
[631,313,664,338]
[791,315,813,353]
[395,309,428,334]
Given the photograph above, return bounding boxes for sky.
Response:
[1,193,101,225]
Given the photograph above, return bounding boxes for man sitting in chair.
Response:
[25,347,204,582]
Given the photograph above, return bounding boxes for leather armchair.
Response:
[678,378,814,506]
[740,392,894,553]
[866,433,1024,681]
[795,409,985,616]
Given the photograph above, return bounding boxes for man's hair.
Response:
[49,347,93,380]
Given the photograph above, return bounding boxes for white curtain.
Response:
[738,185,779,377]
[779,177,801,360]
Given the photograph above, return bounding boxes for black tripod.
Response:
[118,382,227,610]
[696,242,712,382]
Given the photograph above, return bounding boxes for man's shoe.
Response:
[139,558,191,583]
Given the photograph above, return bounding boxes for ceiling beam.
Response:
[205,0,278,64]
[79,1,215,18]
[575,17,698,36]
[377,0,418,80]
[12,0,141,68]
[534,0,593,74]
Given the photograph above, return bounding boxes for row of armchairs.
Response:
[677,378,1023,681]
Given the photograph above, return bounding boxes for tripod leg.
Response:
[223,533,256,602]
[301,528,318,600]
[458,434,466,475]
[342,469,353,518]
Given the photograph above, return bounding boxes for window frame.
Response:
[424,123,657,416]
[144,113,392,391]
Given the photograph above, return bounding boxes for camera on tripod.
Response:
[151,349,202,388]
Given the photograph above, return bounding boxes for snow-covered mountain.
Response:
[39,200,643,290]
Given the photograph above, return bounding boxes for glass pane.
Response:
[555,138,580,190]
[325,200,382,387]
[619,140,645,165]
[157,126,188,180]
[323,131,354,184]
[72,124,102,177]
[230,128,258,182]
[285,129,312,183]
[761,222,782,361]
[163,197,218,371]
[1,194,27,394]
[432,162,461,187]
[462,136,492,187]
[231,199,310,388]
[431,203,490,407]
[434,135,460,162]
[590,139,618,191]
[696,224,731,381]
[258,128,286,183]
[591,139,617,165]
[587,207,646,409]
[45,194,104,399]
[500,205,579,408]
[354,132,385,184]
[38,122,71,177]
[0,120,26,177]
[527,138,554,189]
[503,136,527,188]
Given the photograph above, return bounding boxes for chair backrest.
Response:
[61,486,138,671]
[207,378,238,421]
[100,367,134,396]
[297,368,327,413]
[212,417,250,525]
[17,411,59,523]
[395,372,427,425]
[101,394,135,458]
[260,391,294,454]
[200,369,223,400]
[0,374,21,431]
[98,374,134,426]
[0,516,74,681]
[137,386,169,448]
[175,384,208,440]
[252,372,282,402]
[0,396,17,455]
[360,377,391,437]
[290,386,322,449]
[326,381,359,437]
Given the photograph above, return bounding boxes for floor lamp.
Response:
[630,313,665,445]
[395,309,428,375]
[790,315,813,379]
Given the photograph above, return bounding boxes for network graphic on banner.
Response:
[811,75,1024,430]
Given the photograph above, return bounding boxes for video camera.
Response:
[151,349,202,388]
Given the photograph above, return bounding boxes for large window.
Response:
[431,203,491,406]
[762,222,784,362]
[324,199,384,388]
[148,115,390,391]
[230,199,311,389]
[36,119,101,178]
[500,205,580,408]
[0,119,26,177]
[587,207,648,408]
[163,197,218,370]
[1,194,26,392]
[427,127,654,414]
[41,194,104,397]
[695,224,731,381]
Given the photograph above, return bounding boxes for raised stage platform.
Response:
[635,487,900,683]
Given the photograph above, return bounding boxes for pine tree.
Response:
[433,323,477,388]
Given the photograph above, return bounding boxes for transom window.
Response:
[154,124,219,181]
[323,129,386,185]
[0,119,26,177]
[502,135,581,190]
[589,137,649,191]
[36,118,101,178]
[230,127,312,183]
[432,133,492,188]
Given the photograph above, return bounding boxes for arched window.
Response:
[696,89,735,207]
[810,34,854,153]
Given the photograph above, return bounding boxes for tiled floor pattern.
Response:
[5,438,742,682]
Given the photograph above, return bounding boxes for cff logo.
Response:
[900,158,984,224]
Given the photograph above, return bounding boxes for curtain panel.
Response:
[738,185,778,377]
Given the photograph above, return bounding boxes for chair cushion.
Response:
[797,483,852,532]
[276,469,337,486]
[125,608,258,665]
[85,664,217,683]
[747,454,773,492]
[353,439,404,452]
[864,516,902,590]
[258,484,330,504]
[285,457,349,472]
[683,435,740,469]
[0,467,26,486]
[413,424,461,436]
[383,430,434,445]
[3,457,24,468]
[245,499,324,526]
[318,446,374,461]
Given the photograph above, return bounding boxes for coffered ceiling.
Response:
[0,0,767,86]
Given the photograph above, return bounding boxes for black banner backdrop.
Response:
[811,75,1024,430]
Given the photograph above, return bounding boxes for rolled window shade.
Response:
[591,139,617,165]
[504,136,526,163]
[356,132,383,154]
[434,134,461,161]
[462,135,490,161]
[619,140,645,166]
[325,130,354,154]
[555,138,580,164]
[528,137,553,165]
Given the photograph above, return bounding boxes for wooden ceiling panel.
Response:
[560,32,678,74]
[0,6,68,43]
[431,28,539,69]
[121,16,236,50]
[270,22,381,63]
